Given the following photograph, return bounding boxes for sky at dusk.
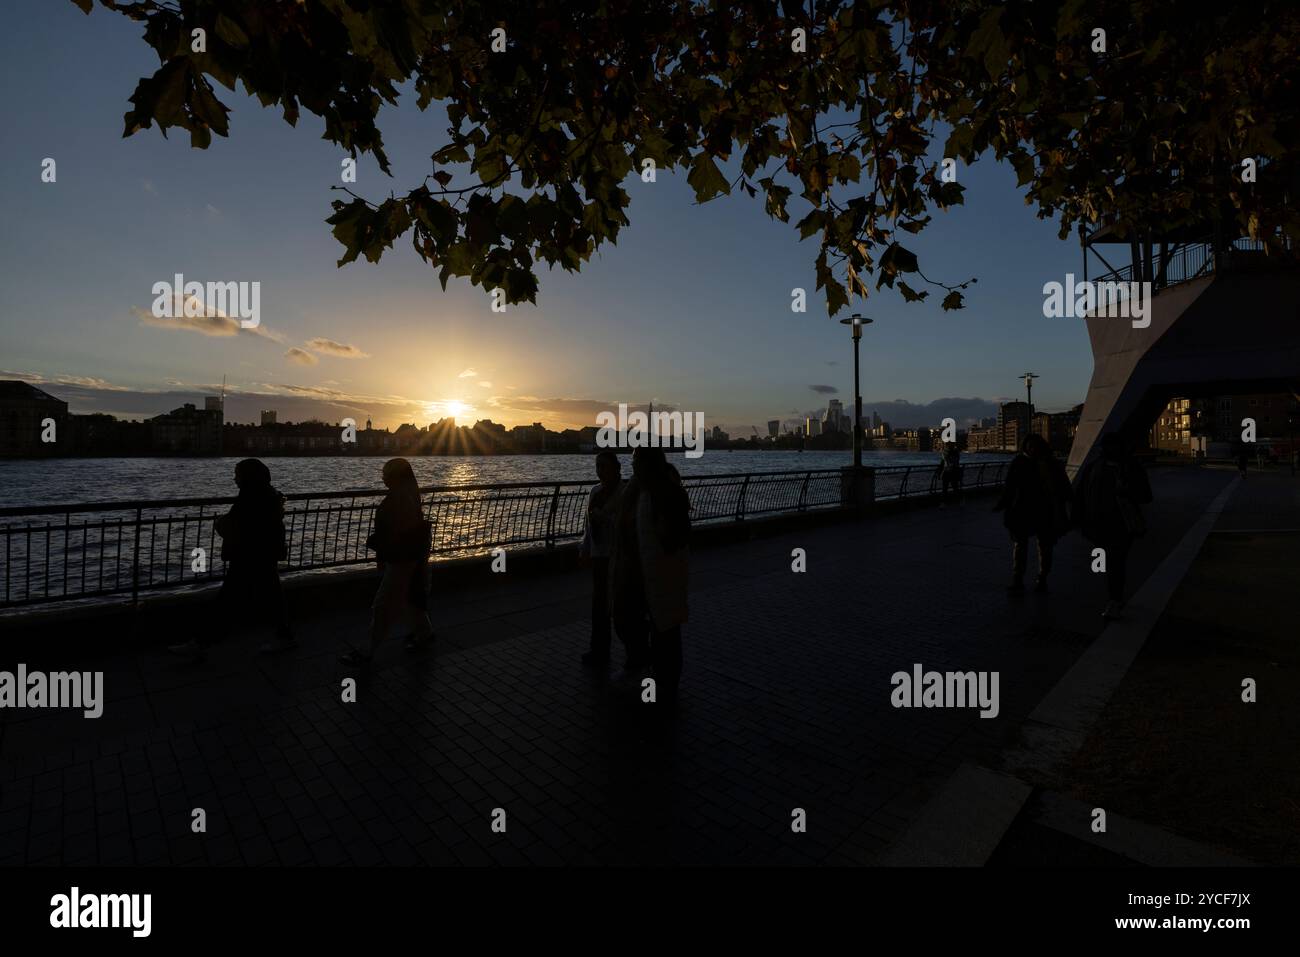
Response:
[1,0,1098,434]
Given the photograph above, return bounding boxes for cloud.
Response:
[458,368,478,378]
[132,304,282,342]
[477,380,492,388]
[0,369,130,391]
[809,384,839,395]
[285,347,319,366]
[305,337,369,359]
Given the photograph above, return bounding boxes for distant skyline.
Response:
[2,1,1096,438]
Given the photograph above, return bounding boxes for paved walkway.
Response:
[0,467,1260,865]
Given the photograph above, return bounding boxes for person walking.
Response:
[609,448,690,702]
[1074,433,1153,621]
[579,450,625,667]
[340,458,434,664]
[993,434,1071,593]
[169,458,294,660]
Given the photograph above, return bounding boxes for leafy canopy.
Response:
[75,0,1300,313]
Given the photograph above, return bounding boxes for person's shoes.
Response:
[167,639,204,661]
[1006,581,1025,594]
[581,650,610,668]
[258,636,298,654]
[1033,577,1049,593]
[1102,600,1124,621]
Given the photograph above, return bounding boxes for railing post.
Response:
[545,483,560,547]
[797,471,811,511]
[131,506,142,606]
[899,467,911,498]
[735,476,750,521]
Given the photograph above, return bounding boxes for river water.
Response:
[0,450,1009,509]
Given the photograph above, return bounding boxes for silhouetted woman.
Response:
[609,447,691,701]
[579,450,625,667]
[169,457,293,660]
[340,458,433,664]
[994,434,1071,593]
[1074,433,1152,620]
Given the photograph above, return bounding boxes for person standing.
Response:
[994,434,1072,593]
[169,458,294,660]
[1074,433,1153,620]
[579,450,625,667]
[609,448,690,702]
[940,441,963,506]
[340,458,434,664]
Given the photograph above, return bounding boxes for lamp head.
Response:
[840,313,872,340]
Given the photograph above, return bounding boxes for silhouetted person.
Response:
[1236,443,1249,477]
[609,447,690,702]
[939,442,963,506]
[169,458,293,660]
[1074,433,1152,620]
[994,434,1071,593]
[340,458,433,664]
[580,450,625,667]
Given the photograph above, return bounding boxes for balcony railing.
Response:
[1090,237,1294,291]
[0,461,1009,609]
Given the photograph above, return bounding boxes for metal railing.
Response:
[1091,237,1294,290]
[0,461,1009,609]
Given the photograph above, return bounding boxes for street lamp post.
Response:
[1021,372,1039,415]
[841,314,872,469]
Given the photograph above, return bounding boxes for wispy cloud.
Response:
[285,347,319,366]
[457,368,478,378]
[0,369,131,391]
[132,304,282,342]
[305,337,369,359]
[477,380,492,388]
[810,384,839,395]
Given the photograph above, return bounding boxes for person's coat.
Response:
[366,487,433,607]
[216,486,287,565]
[609,477,689,631]
[635,488,689,631]
[1073,455,1152,544]
[995,453,1071,540]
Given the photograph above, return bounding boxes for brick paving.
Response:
[0,467,1239,865]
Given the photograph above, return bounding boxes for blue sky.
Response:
[0,0,1094,433]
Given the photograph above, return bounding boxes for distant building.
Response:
[151,402,223,455]
[767,419,780,438]
[825,399,845,434]
[805,417,822,438]
[1031,405,1081,455]
[260,410,277,426]
[998,401,1032,451]
[893,427,934,452]
[710,425,730,444]
[0,380,69,457]
[204,395,223,412]
[70,413,149,456]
